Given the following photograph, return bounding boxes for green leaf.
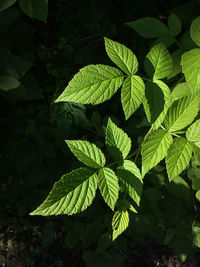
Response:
[196,190,200,201]
[190,16,200,47]
[186,119,200,149]
[143,80,171,129]
[112,207,129,241]
[117,161,143,206]
[98,167,119,210]
[144,43,173,80]
[66,140,106,169]
[192,226,200,248]
[0,0,16,11]
[104,37,138,75]
[167,176,191,202]
[106,118,131,161]
[55,65,124,104]
[164,94,200,132]
[0,75,20,91]
[168,13,182,37]
[126,17,169,38]
[30,168,97,216]
[141,129,173,176]
[181,49,200,93]
[121,75,145,120]
[19,0,48,22]
[187,167,200,190]
[168,49,183,79]
[171,82,192,101]
[166,137,193,181]
[118,160,142,180]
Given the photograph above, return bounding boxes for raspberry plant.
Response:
[31,14,200,247]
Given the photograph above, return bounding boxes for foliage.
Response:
[30,1,200,262]
[2,0,200,266]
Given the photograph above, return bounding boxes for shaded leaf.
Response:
[126,17,169,38]
[190,16,200,47]
[19,0,48,22]
[106,118,131,161]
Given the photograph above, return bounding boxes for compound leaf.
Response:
[112,207,129,241]
[186,119,200,148]
[106,118,131,161]
[164,94,200,132]
[66,140,106,169]
[126,17,169,38]
[55,64,124,104]
[190,16,200,47]
[166,137,193,181]
[141,129,173,176]
[181,49,200,93]
[98,167,119,210]
[144,43,173,80]
[104,37,138,75]
[30,168,97,216]
[121,75,145,120]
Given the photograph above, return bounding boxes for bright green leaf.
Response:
[168,13,182,37]
[106,118,131,161]
[190,16,200,47]
[104,37,138,75]
[144,43,173,80]
[112,208,129,241]
[196,190,200,201]
[30,168,97,215]
[126,17,169,38]
[171,82,192,101]
[186,119,200,149]
[0,0,16,11]
[121,75,145,120]
[117,161,143,206]
[192,226,200,248]
[181,49,200,93]
[55,65,124,104]
[164,94,200,132]
[166,137,193,181]
[141,129,173,176]
[98,167,119,210]
[19,0,48,22]
[66,140,106,169]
